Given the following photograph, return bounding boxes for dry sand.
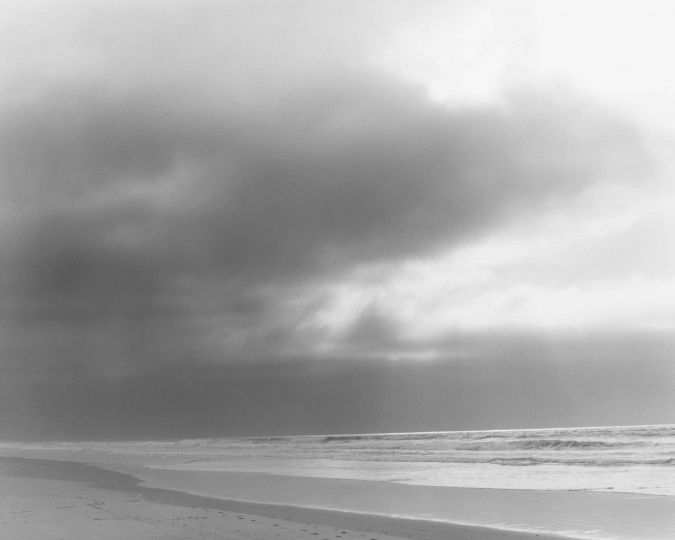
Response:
[0,457,566,540]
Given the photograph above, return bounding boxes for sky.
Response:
[1,0,674,440]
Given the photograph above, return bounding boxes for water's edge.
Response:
[0,456,571,540]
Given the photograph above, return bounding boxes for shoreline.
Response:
[1,456,570,539]
[92,459,675,540]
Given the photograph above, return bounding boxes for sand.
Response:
[0,457,567,540]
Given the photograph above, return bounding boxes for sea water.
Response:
[184,424,675,496]
[9,424,675,496]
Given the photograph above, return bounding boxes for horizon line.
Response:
[2,422,673,446]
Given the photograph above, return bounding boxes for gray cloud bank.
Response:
[0,1,662,439]
[3,334,674,440]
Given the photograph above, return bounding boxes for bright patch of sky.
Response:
[305,0,675,351]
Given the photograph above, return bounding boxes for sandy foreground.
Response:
[0,457,565,540]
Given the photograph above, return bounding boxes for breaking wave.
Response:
[509,439,635,450]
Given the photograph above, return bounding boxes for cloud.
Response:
[1,0,672,440]
[0,1,654,378]
[3,334,674,440]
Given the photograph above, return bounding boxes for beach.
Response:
[3,426,675,539]
[0,456,566,540]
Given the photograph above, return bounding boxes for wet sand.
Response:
[0,457,566,540]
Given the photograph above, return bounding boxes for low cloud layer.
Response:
[3,334,674,440]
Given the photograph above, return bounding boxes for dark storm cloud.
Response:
[3,80,650,276]
[0,79,650,371]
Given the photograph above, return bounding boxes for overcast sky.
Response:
[1,0,674,440]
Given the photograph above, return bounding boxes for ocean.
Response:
[9,423,674,495]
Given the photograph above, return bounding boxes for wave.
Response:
[17,424,675,470]
[454,439,640,452]
[322,435,383,443]
[509,439,636,450]
[487,457,675,467]
[232,425,675,448]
